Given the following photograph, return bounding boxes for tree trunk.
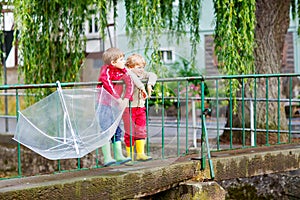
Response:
[222,0,291,145]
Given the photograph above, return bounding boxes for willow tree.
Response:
[253,0,291,144]
[124,0,201,77]
[11,0,299,142]
[125,0,297,145]
[12,0,115,98]
[12,0,201,98]
[215,0,292,144]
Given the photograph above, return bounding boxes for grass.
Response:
[0,96,27,116]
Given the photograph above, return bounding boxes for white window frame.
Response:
[84,13,100,38]
[158,49,175,64]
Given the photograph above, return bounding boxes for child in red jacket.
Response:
[97,47,133,166]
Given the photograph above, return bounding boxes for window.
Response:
[86,14,99,36]
[158,49,175,64]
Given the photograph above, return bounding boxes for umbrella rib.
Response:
[56,81,80,155]
[18,112,65,144]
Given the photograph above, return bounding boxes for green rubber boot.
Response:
[112,141,131,164]
[101,143,116,167]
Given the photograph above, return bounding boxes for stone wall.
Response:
[1,144,300,199]
[0,136,103,178]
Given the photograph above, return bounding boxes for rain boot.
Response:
[101,143,116,167]
[136,139,152,161]
[113,141,131,164]
[124,145,135,166]
[126,145,134,161]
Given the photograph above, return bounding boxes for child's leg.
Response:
[135,107,152,161]
[97,105,117,166]
[135,107,147,139]
[123,108,136,160]
[111,126,122,143]
[122,108,136,147]
[112,126,131,164]
[124,134,136,147]
[98,106,130,164]
[101,143,116,167]
[98,104,114,131]
[136,139,152,161]
[124,133,135,160]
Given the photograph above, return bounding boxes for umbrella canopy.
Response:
[13,82,125,160]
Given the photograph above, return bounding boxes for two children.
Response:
[98,48,156,166]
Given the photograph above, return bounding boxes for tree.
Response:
[9,0,202,99]
[251,0,290,144]
[9,0,298,143]
[215,0,292,144]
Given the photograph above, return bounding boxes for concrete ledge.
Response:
[212,144,300,180]
[0,158,197,199]
[1,144,300,199]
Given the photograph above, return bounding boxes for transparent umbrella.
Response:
[13,81,125,160]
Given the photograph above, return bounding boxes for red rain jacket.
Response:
[98,64,133,100]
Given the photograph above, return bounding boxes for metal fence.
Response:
[0,73,300,179]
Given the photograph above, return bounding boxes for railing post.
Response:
[216,79,220,151]
[201,80,206,170]
[146,99,150,156]
[185,81,189,154]
[242,79,245,147]
[16,89,22,177]
[177,82,181,157]
[250,100,255,146]
[254,78,257,146]
[229,79,233,149]
[277,77,281,144]
[192,99,197,148]
[288,76,292,142]
[161,83,165,159]
[265,78,269,146]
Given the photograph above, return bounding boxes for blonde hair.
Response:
[125,54,146,68]
[102,48,124,65]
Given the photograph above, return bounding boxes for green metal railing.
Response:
[1,73,300,180]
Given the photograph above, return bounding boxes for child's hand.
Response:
[116,98,123,104]
[117,98,129,108]
[147,85,153,98]
[121,98,129,107]
[141,89,148,100]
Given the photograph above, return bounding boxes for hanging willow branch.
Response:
[11,0,119,99]
[12,1,91,98]
[214,0,255,75]
[12,0,202,95]
[213,0,256,109]
[124,0,202,75]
